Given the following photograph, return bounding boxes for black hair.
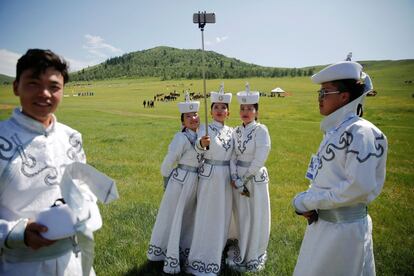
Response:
[254,103,259,121]
[180,113,186,132]
[16,49,69,83]
[210,102,229,110]
[332,79,365,103]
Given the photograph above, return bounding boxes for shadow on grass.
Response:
[124,261,242,276]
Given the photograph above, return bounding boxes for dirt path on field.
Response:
[98,109,177,119]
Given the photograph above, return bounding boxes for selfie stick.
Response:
[193,11,215,136]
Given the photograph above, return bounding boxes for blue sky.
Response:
[1,0,413,76]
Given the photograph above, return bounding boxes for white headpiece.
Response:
[236,82,260,104]
[178,91,200,113]
[311,61,363,84]
[210,83,232,104]
[312,61,373,95]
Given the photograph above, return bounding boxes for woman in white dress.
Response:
[186,85,234,276]
[147,95,202,274]
[226,84,271,272]
[292,61,388,276]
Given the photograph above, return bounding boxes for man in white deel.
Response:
[0,49,117,275]
[293,61,388,276]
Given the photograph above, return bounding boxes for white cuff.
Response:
[242,174,254,185]
[293,192,309,213]
[196,139,206,151]
[5,218,29,249]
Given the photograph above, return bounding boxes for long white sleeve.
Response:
[160,133,186,177]
[245,125,271,178]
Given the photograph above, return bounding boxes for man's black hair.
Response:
[16,49,69,83]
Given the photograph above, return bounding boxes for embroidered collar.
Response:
[184,128,197,145]
[212,120,224,129]
[242,120,257,131]
[11,108,56,135]
[320,98,360,133]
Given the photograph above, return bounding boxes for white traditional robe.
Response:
[227,121,271,272]
[186,121,234,276]
[147,128,202,274]
[0,108,100,276]
[293,99,388,276]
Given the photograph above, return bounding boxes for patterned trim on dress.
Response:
[0,135,16,160]
[164,256,180,269]
[147,244,166,258]
[184,131,204,165]
[254,169,269,183]
[209,125,232,152]
[226,239,267,272]
[245,253,267,272]
[316,130,385,177]
[67,132,83,161]
[198,162,213,178]
[163,247,191,271]
[171,168,189,183]
[183,131,197,146]
[186,259,221,274]
[7,134,58,185]
[236,126,258,154]
[196,153,204,164]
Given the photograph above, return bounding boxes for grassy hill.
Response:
[70,46,414,84]
[70,46,316,81]
[0,73,13,84]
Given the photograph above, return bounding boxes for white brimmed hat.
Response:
[211,83,232,104]
[178,92,200,113]
[312,61,374,95]
[237,83,260,104]
[311,61,363,84]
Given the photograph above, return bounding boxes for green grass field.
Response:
[1,62,413,275]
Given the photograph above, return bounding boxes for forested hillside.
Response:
[70,46,316,81]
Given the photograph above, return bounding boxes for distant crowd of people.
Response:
[143,100,155,108]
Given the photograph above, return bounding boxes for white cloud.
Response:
[57,34,126,73]
[205,36,229,47]
[215,36,228,43]
[0,48,105,75]
[83,34,123,59]
[0,49,21,77]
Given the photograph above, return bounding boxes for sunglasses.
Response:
[317,88,341,99]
